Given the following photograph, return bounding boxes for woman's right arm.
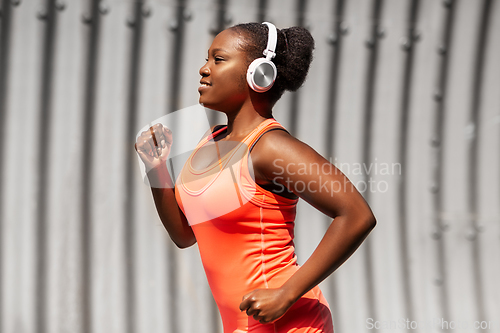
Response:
[135,124,196,249]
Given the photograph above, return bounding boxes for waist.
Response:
[192,221,298,299]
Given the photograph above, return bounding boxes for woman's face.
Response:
[198,29,250,112]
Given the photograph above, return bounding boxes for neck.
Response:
[224,98,274,140]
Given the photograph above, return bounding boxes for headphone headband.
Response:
[262,22,277,60]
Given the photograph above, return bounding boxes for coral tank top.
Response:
[175,118,334,333]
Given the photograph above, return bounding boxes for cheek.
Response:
[224,60,248,84]
[238,71,248,90]
[219,66,248,94]
[227,66,247,84]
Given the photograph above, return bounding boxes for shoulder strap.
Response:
[212,124,226,134]
[209,124,227,141]
[249,127,289,152]
[196,125,227,145]
[247,119,289,151]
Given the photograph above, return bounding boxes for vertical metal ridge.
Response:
[125,2,146,333]
[287,0,307,136]
[212,0,228,36]
[166,1,187,332]
[256,0,267,23]
[360,0,384,323]
[295,0,307,28]
[0,0,13,330]
[396,0,420,324]
[166,242,180,333]
[323,0,345,330]
[467,0,494,322]
[323,0,344,157]
[35,1,58,333]
[80,0,102,332]
[430,0,456,322]
[168,0,187,114]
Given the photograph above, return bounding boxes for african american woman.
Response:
[135,22,376,333]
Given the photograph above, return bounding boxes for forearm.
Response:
[281,214,376,303]
[148,165,196,248]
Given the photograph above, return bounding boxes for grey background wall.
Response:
[0,0,499,332]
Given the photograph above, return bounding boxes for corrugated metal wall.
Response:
[0,0,498,332]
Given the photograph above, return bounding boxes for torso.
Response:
[174,118,333,333]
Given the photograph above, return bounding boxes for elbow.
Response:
[172,236,197,249]
[348,207,376,235]
[175,242,195,249]
[364,212,377,233]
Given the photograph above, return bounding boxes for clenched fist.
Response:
[239,288,294,324]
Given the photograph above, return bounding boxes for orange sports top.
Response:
[175,118,334,333]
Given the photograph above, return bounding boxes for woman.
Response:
[135,22,376,333]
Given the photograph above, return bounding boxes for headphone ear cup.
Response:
[246,58,277,93]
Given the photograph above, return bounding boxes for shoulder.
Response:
[251,128,320,161]
[250,128,325,181]
[250,124,375,222]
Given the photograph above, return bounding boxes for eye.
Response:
[205,58,209,62]
[214,56,224,62]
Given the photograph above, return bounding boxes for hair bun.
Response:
[277,26,315,92]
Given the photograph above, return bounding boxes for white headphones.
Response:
[246,22,278,93]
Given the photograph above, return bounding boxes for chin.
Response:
[198,96,211,108]
[199,99,218,111]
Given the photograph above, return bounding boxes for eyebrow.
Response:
[208,48,228,56]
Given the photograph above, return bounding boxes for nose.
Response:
[199,62,210,77]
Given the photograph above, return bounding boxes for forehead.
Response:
[208,29,247,54]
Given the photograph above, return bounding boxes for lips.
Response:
[198,80,211,93]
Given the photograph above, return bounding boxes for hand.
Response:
[135,123,173,171]
[239,288,295,324]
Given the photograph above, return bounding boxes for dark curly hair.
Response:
[229,22,315,102]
